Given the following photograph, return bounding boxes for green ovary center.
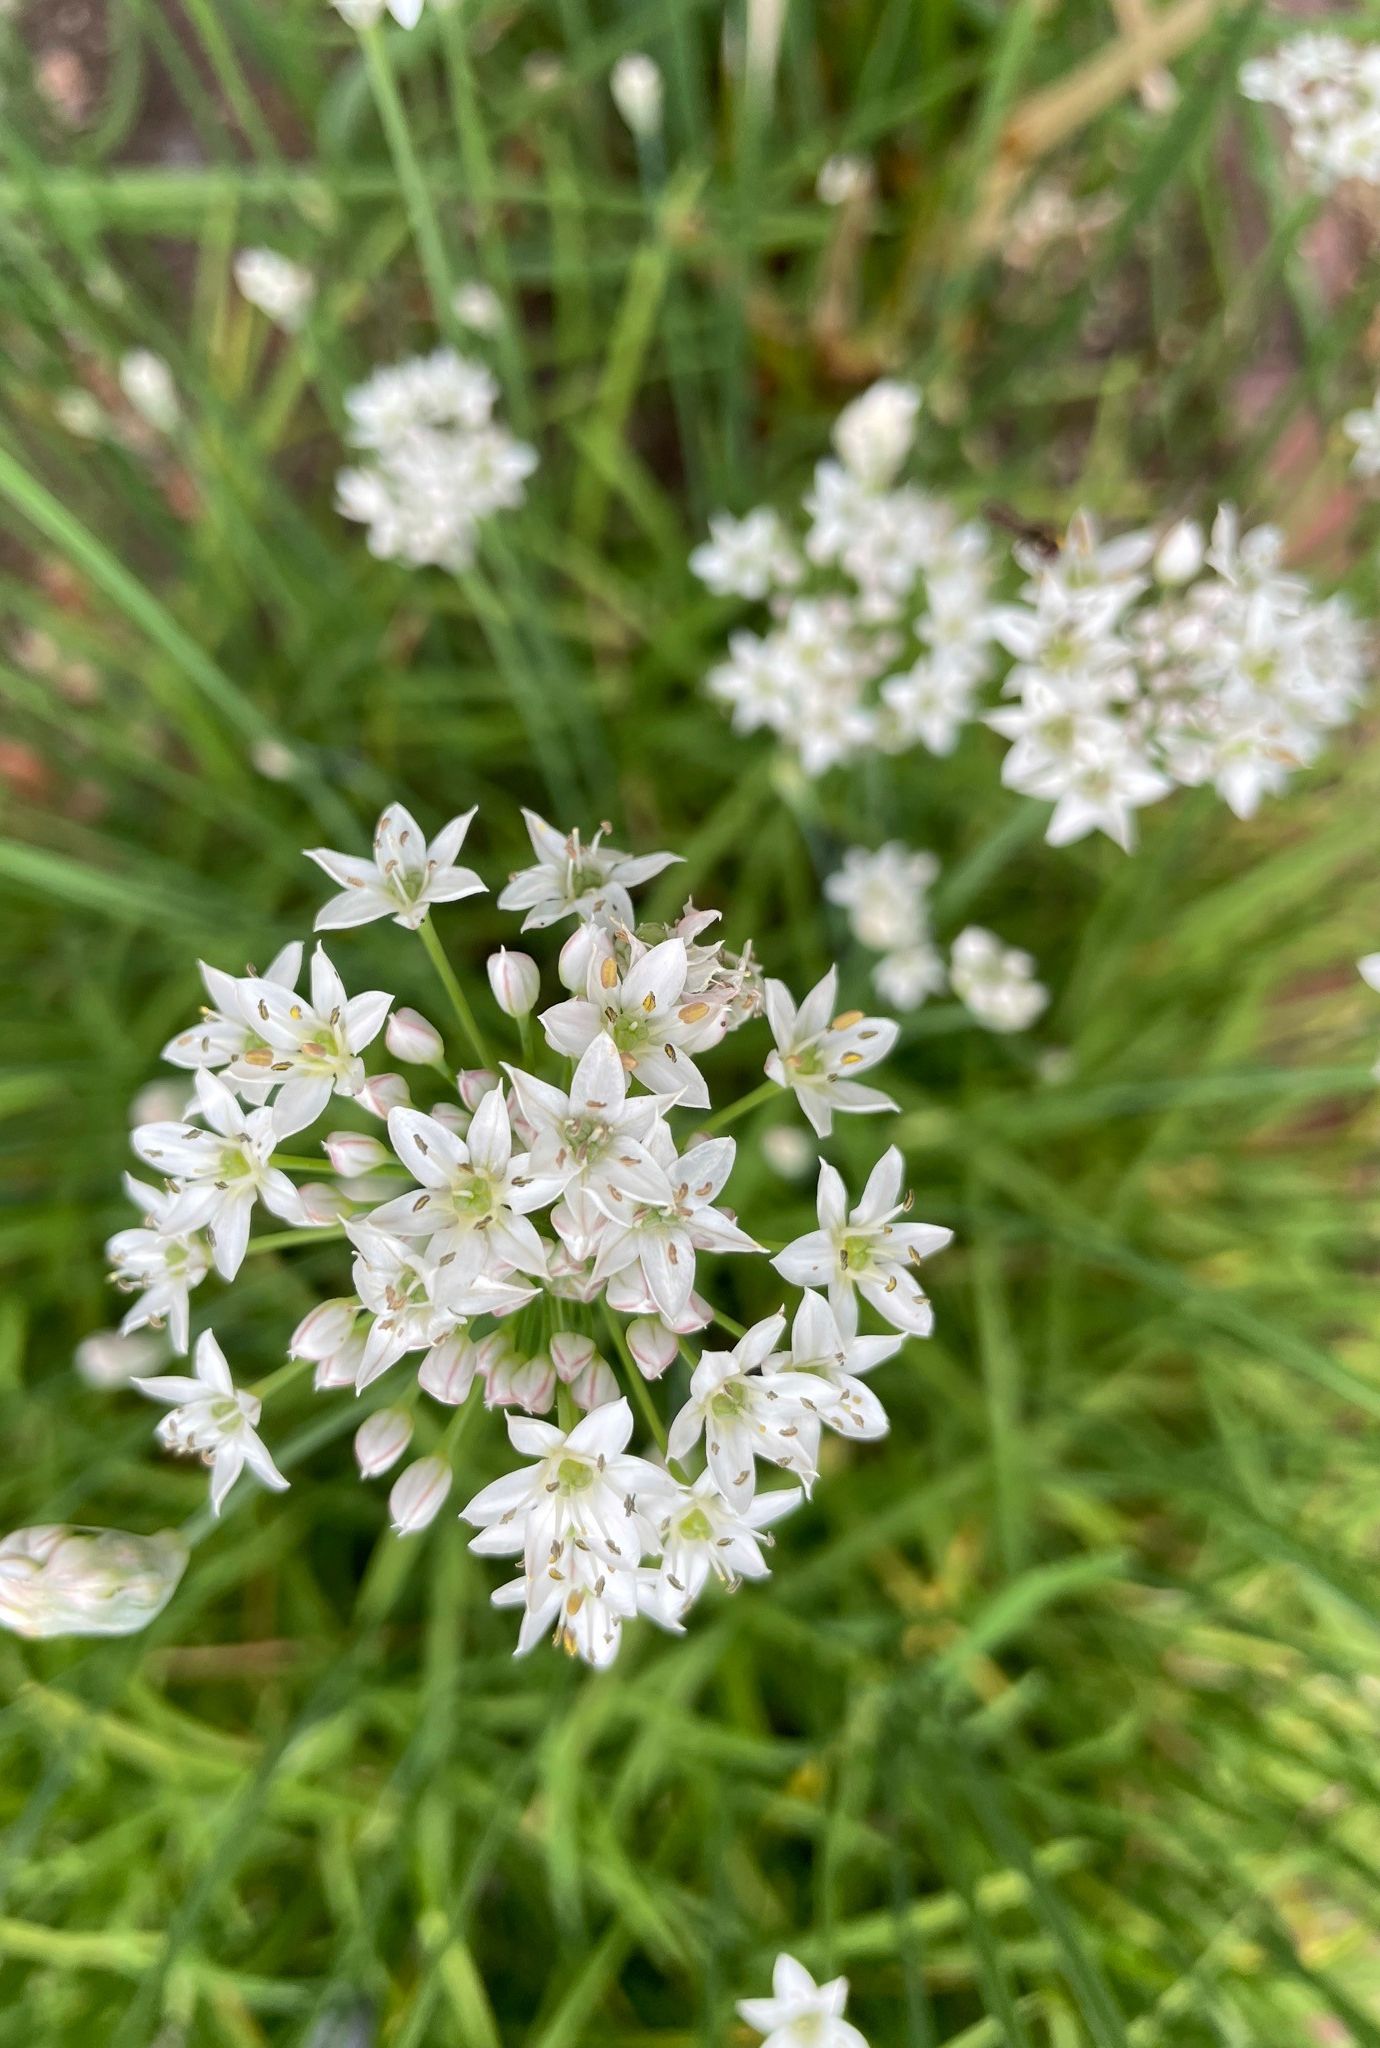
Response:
[610,1013,651,1056]
[709,1383,747,1420]
[678,1506,714,1543]
[556,1458,596,1494]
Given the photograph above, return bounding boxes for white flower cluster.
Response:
[825,843,1048,1032]
[84,802,952,1665]
[693,381,1000,777]
[331,0,427,29]
[335,348,536,572]
[988,508,1369,848]
[1240,35,1380,191]
[696,390,1369,849]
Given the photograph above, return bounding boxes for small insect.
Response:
[981,501,1062,558]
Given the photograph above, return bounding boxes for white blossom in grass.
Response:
[307,802,484,932]
[1360,953,1380,1077]
[648,1472,801,1627]
[879,654,981,756]
[825,844,938,953]
[131,1070,308,1282]
[371,1089,560,1286]
[610,52,663,138]
[451,280,504,333]
[873,943,947,1012]
[389,1456,452,1535]
[346,1221,535,1391]
[832,380,921,488]
[130,1079,193,1126]
[354,1407,413,1477]
[816,153,873,205]
[233,248,315,332]
[0,1526,187,1641]
[587,1132,760,1327]
[74,1328,166,1391]
[118,349,178,432]
[542,934,720,1110]
[54,388,107,440]
[107,1175,210,1355]
[228,944,392,1126]
[135,1331,288,1516]
[162,941,303,1085]
[461,1397,668,1591]
[1153,518,1206,586]
[386,1008,444,1066]
[505,1035,674,1216]
[774,1149,951,1339]
[1240,36,1380,192]
[1344,393,1380,479]
[690,508,802,600]
[497,809,680,930]
[487,948,540,1018]
[739,1952,869,2048]
[781,1289,900,1440]
[332,0,426,30]
[949,927,1049,1035]
[764,966,898,1138]
[667,1313,826,1508]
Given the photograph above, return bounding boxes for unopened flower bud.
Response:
[558,922,601,992]
[761,1124,815,1181]
[129,1079,192,1127]
[569,1358,620,1411]
[386,1007,445,1065]
[74,1328,166,1390]
[487,948,540,1018]
[833,379,921,488]
[0,1526,187,1640]
[1154,517,1205,586]
[549,1332,597,1383]
[323,1131,392,1176]
[485,1352,556,1414]
[457,1068,499,1112]
[354,1408,413,1478]
[388,1457,452,1536]
[817,153,873,206]
[626,1316,678,1379]
[314,1332,365,1392]
[298,1182,352,1226]
[611,52,663,138]
[427,1101,469,1136]
[118,349,179,433]
[357,1072,411,1119]
[418,1333,480,1406]
[290,1298,358,1360]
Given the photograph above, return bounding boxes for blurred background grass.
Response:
[2,0,1380,2042]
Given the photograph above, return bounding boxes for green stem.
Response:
[418,916,493,1069]
[360,25,456,332]
[604,1311,669,1457]
[250,1354,313,1404]
[702,1076,780,1134]
[244,1225,348,1256]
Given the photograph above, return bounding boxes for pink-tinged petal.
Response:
[344,988,392,1053]
[816,1161,848,1232]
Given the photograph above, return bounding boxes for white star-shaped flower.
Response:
[773,1148,950,1338]
[306,802,485,932]
[764,966,898,1138]
[496,810,680,930]
[134,1332,288,1516]
[738,1952,870,2048]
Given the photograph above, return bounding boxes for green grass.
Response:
[1,1,1380,2042]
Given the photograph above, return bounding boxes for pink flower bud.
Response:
[418,1333,480,1406]
[569,1359,620,1411]
[323,1132,391,1176]
[314,1332,365,1391]
[549,1332,597,1384]
[388,1456,452,1536]
[290,1298,358,1360]
[298,1182,351,1226]
[485,1352,556,1414]
[356,1072,411,1119]
[457,1068,499,1112]
[427,1101,469,1136]
[386,1007,445,1066]
[626,1316,678,1379]
[557,922,600,992]
[354,1407,413,1478]
[487,948,540,1018]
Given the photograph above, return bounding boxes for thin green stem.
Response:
[418,917,493,1070]
[360,25,456,332]
[244,1226,348,1256]
[604,1311,669,1458]
[702,1077,780,1134]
